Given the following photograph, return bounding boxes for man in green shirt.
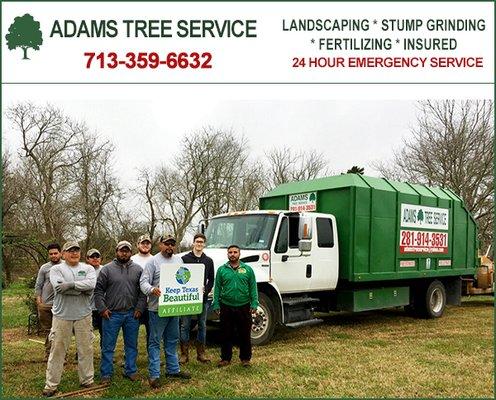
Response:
[212,245,258,367]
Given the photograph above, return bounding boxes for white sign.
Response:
[400,204,449,230]
[289,192,317,212]
[158,263,205,317]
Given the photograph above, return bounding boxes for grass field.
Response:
[1,284,494,398]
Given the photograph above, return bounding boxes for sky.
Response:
[2,85,419,190]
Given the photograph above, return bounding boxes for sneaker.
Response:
[241,360,251,367]
[217,360,231,368]
[100,376,111,385]
[80,382,96,389]
[148,378,160,389]
[165,370,191,380]
[42,388,57,397]
[123,373,140,381]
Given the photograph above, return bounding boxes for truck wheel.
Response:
[251,292,276,345]
[421,280,446,318]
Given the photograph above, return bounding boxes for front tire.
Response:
[251,292,276,345]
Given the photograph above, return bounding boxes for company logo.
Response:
[5,13,43,60]
[175,266,191,285]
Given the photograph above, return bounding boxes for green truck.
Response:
[203,174,478,344]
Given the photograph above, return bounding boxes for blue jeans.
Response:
[101,311,139,378]
[180,300,211,344]
[148,311,180,379]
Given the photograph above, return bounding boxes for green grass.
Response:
[1,294,494,398]
[2,281,31,329]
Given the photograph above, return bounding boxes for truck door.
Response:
[308,215,339,291]
[270,214,311,293]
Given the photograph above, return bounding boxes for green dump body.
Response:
[260,174,477,283]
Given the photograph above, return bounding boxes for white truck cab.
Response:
[203,210,339,344]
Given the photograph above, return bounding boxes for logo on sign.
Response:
[289,192,317,212]
[401,204,449,230]
[175,266,191,284]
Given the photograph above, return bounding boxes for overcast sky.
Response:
[2,87,418,190]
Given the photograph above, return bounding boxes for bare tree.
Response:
[264,147,330,189]
[136,167,159,242]
[375,100,493,248]
[6,103,85,241]
[68,131,117,250]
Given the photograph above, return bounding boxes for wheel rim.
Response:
[430,287,444,313]
[251,303,269,340]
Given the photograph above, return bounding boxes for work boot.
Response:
[195,341,211,363]
[179,341,189,364]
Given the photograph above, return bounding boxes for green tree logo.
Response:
[417,209,424,224]
[309,193,316,202]
[5,14,43,60]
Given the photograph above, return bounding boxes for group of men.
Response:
[35,233,259,396]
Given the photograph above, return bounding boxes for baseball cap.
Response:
[137,234,152,244]
[116,240,132,251]
[86,248,101,257]
[62,241,80,252]
[159,233,176,243]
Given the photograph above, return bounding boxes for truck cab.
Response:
[204,210,339,344]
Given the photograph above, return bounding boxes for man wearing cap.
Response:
[94,241,147,384]
[35,242,62,361]
[43,241,96,397]
[140,234,191,388]
[131,234,154,351]
[86,249,103,346]
[131,234,154,269]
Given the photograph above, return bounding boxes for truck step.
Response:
[285,318,323,328]
[283,297,320,306]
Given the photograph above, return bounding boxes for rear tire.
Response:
[420,280,446,318]
[251,292,276,345]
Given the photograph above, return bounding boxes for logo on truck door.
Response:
[289,192,316,212]
[399,204,449,254]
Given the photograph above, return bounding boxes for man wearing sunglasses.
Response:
[140,234,191,389]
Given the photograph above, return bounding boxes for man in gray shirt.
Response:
[43,241,96,397]
[94,240,147,383]
[140,234,191,388]
[35,243,62,361]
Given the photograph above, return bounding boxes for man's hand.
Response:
[36,296,42,305]
[54,282,75,293]
[151,287,161,297]
[133,310,142,319]
[101,309,112,319]
[250,308,258,314]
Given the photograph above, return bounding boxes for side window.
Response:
[288,215,300,248]
[275,217,288,253]
[316,218,334,248]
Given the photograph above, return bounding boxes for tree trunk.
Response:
[22,47,30,60]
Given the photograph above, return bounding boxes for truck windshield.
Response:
[205,214,278,250]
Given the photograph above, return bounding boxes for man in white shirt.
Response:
[131,234,154,352]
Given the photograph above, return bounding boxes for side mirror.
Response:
[299,239,312,252]
[198,220,207,234]
[299,216,313,240]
